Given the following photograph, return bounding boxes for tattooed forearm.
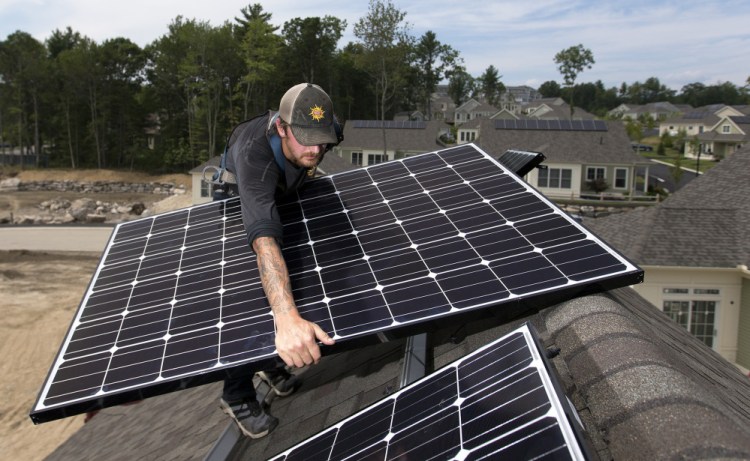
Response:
[254,236,296,316]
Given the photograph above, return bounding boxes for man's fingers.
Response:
[313,323,336,345]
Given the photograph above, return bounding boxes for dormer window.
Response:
[722,124,730,133]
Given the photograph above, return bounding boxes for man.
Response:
[215,83,340,437]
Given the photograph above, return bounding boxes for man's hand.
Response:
[253,236,335,367]
[274,310,335,368]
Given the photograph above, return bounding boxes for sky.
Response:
[1,0,749,92]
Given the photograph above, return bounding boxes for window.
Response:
[200,180,212,198]
[586,167,606,181]
[662,287,720,348]
[537,168,572,188]
[722,124,731,133]
[694,288,720,295]
[614,168,628,189]
[663,300,716,347]
[459,131,476,142]
[367,153,387,165]
[352,152,363,166]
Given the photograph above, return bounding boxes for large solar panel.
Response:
[498,149,546,177]
[30,143,642,423]
[271,323,591,460]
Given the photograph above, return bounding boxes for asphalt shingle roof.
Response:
[337,120,448,154]
[475,120,647,165]
[587,148,750,267]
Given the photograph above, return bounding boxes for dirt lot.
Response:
[0,169,193,460]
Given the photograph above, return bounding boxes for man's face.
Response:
[276,119,323,169]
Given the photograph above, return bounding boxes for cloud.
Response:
[1,0,748,90]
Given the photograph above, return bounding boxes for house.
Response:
[608,101,687,121]
[332,119,451,167]
[658,105,748,158]
[189,156,221,205]
[45,287,750,460]
[393,110,424,122]
[453,98,499,125]
[428,94,456,121]
[457,118,651,199]
[526,101,596,120]
[505,85,542,104]
[688,114,750,160]
[585,147,750,370]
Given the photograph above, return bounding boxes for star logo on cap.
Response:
[309,105,325,122]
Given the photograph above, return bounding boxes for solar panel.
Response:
[352,120,427,129]
[494,119,608,132]
[30,143,642,423]
[270,323,592,460]
[498,149,547,177]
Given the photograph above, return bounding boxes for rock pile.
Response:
[1,178,189,225]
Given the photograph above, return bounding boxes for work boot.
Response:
[219,398,278,438]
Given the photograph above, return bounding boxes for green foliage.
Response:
[553,44,595,117]
[412,30,460,119]
[2,7,748,176]
[353,0,412,120]
[478,65,505,107]
[447,65,475,106]
[538,80,562,97]
[586,177,609,194]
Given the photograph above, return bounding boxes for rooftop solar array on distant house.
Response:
[351,120,427,129]
[494,119,607,131]
[271,323,591,461]
[30,144,642,424]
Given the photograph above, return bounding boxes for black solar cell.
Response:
[30,144,642,423]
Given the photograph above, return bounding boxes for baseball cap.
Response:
[279,83,338,146]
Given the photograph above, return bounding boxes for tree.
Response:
[236,5,282,119]
[626,77,675,104]
[447,64,474,106]
[477,65,505,107]
[353,0,413,121]
[0,31,49,167]
[412,30,459,120]
[553,44,594,118]
[282,16,346,84]
[538,80,561,98]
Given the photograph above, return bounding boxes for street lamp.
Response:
[696,146,712,177]
[695,145,701,177]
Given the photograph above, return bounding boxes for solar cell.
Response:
[30,143,642,423]
[270,323,591,460]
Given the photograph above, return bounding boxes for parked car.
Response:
[631,142,653,152]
